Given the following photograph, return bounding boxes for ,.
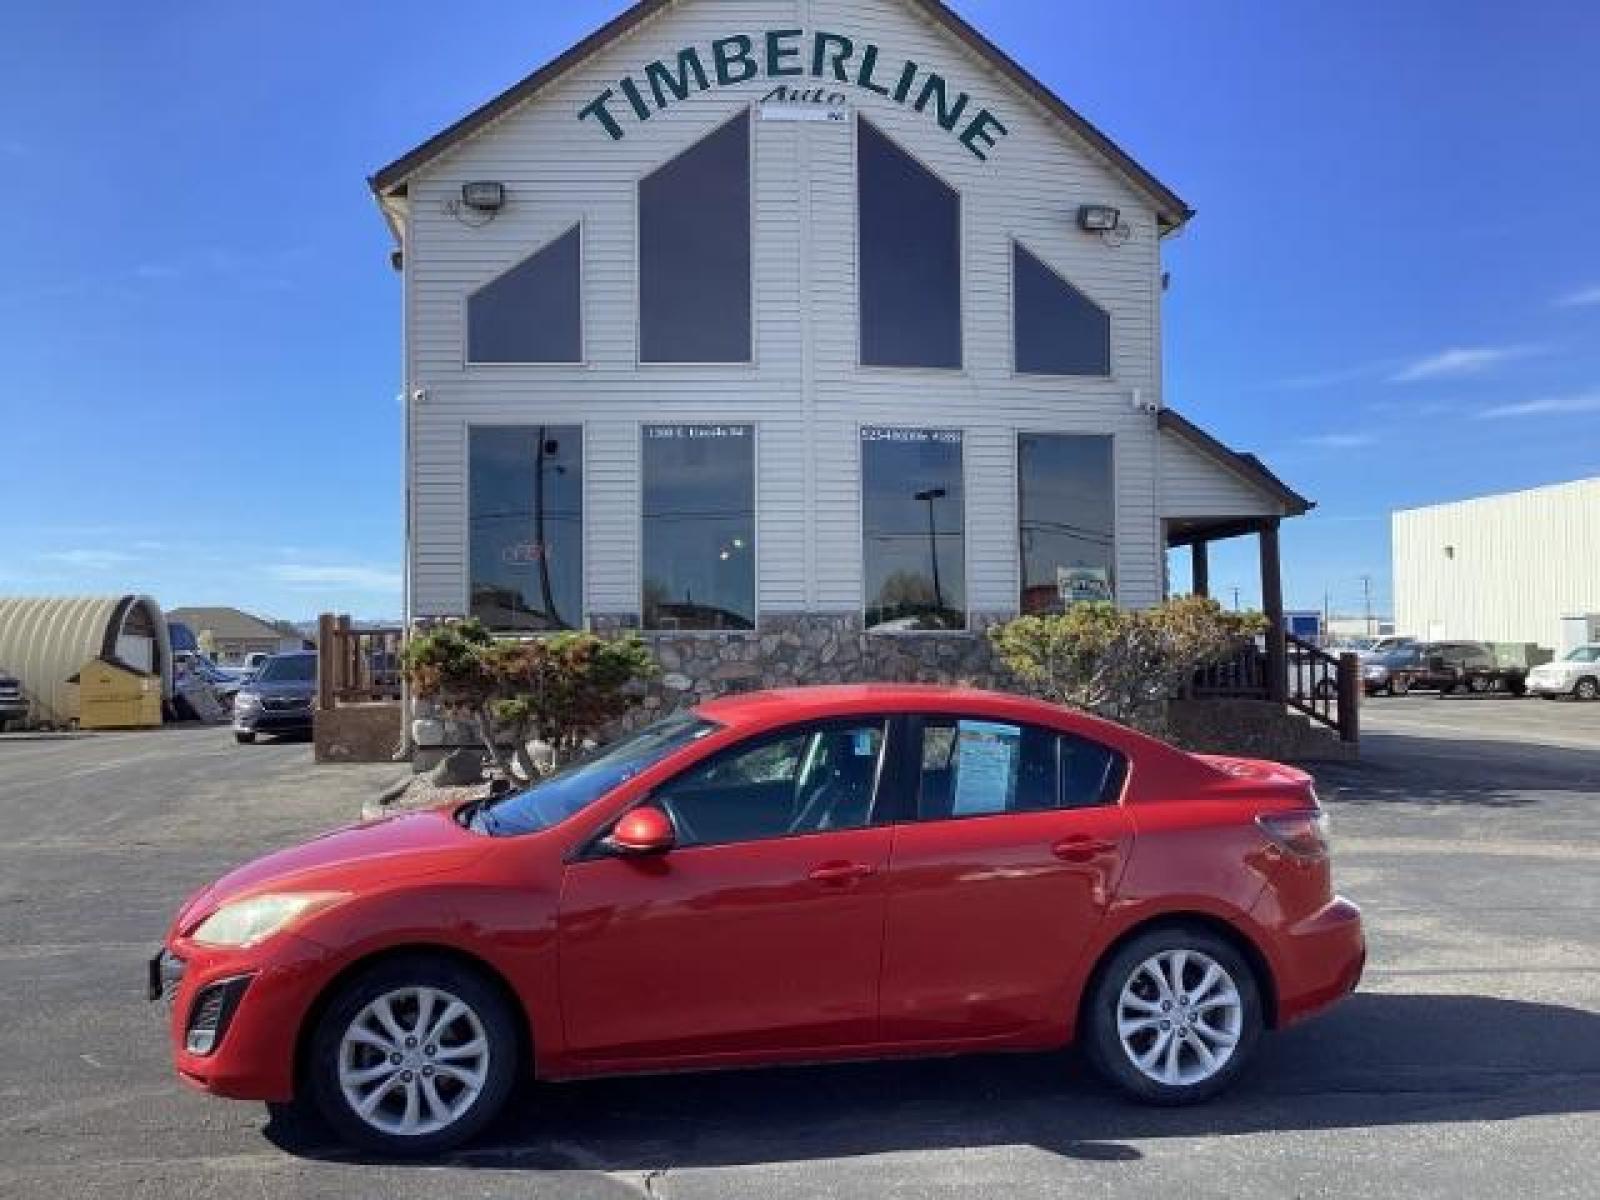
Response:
[152,685,1364,1156]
